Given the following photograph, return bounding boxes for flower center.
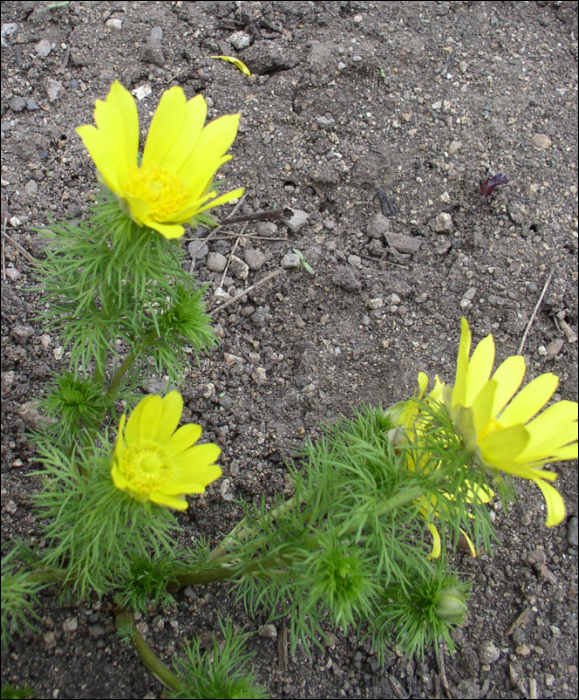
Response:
[123,442,173,492]
[123,164,189,220]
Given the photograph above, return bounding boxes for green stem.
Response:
[115,607,184,693]
[378,486,424,515]
[172,554,289,590]
[106,329,160,400]
[208,494,303,563]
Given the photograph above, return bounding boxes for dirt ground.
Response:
[1,1,578,698]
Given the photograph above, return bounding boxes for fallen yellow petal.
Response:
[211,55,252,77]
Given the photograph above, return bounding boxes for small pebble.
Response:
[285,209,309,233]
[281,252,301,269]
[429,212,453,233]
[105,18,123,31]
[35,39,52,57]
[206,252,227,272]
[531,133,551,150]
[479,640,500,665]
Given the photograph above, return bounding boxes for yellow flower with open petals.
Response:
[111,391,222,510]
[76,81,244,239]
[446,318,578,526]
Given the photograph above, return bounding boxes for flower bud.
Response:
[434,585,467,624]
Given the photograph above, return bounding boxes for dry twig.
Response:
[517,267,555,355]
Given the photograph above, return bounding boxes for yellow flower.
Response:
[446,318,578,527]
[111,391,222,510]
[387,373,492,558]
[76,81,244,239]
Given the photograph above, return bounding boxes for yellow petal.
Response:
[166,423,203,456]
[427,522,442,559]
[164,463,222,495]
[76,124,121,192]
[142,86,188,169]
[147,220,185,239]
[150,391,183,443]
[111,460,128,489]
[171,443,222,475]
[417,372,429,395]
[530,477,566,527]
[490,355,526,416]
[452,318,472,411]
[195,187,245,216]
[211,55,252,76]
[499,373,559,426]
[178,114,241,192]
[508,463,559,481]
[471,380,497,436]
[77,82,138,192]
[478,423,530,465]
[164,95,208,174]
[465,334,495,406]
[150,492,189,510]
[519,421,578,464]
[460,529,477,557]
[125,395,157,445]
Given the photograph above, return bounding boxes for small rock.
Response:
[142,42,165,67]
[105,18,123,32]
[10,324,33,345]
[5,500,17,515]
[230,255,249,280]
[24,180,38,197]
[366,297,383,310]
[460,287,477,309]
[9,96,26,112]
[188,240,208,259]
[448,140,462,155]
[332,265,361,292]
[244,248,266,271]
[63,617,78,633]
[228,31,251,50]
[88,624,105,638]
[35,39,52,57]
[316,115,335,129]
[348,254,361,267]
[568,516,578,546]
[1,23,18,46]
[213,287,231,302]
[509,203,529,225]
[479,640,500,665]
[45,79,64,102]
[386,293,401,305]
[281,252,301,269]
[285,209,309,233]
[545,338,564,359]
[257,221,278,237]
[366,213,390,239]
[5,267,21,281]
[429,212,453,233]
[384,232,421,254]
[150,26,163,43]
[206,252,227,272]
[220,478,234,501]
[43,632,57,650]
[532,133,551,150]
[258,624,277,639]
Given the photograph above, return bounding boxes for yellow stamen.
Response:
[123,164,189,220]
[123,442,172,492]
